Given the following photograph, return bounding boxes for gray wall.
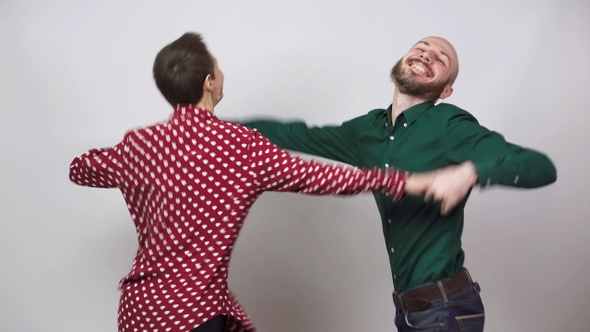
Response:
[1,0,589,331]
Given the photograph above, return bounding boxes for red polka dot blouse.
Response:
[69,105,407,332]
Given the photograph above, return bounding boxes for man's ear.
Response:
[439,84,454,100]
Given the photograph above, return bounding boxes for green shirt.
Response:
[241,101,557,292]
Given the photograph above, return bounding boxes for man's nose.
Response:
[420,51,433,62]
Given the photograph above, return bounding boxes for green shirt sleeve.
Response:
[240,114,373,166]
[444,109,557,188]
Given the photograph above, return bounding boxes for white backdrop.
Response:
[1,1,589,331]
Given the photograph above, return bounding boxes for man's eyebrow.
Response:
[416,41,451,64]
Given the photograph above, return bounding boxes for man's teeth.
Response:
[411,63,428,77]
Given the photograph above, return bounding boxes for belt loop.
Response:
[435,280,449,303]
[473,282,481,296]
[464,268,481,296]
[399,293,406,311]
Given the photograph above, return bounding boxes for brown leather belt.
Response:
[392,269,472,312]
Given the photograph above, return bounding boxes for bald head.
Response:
[390,36,460,101]
[417,36,459,85]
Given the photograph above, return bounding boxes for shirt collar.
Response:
[173,104,215,119]
[385,101,435,125]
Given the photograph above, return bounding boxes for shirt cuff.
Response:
[473,160,497,188]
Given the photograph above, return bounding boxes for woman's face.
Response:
[211,55,224,105]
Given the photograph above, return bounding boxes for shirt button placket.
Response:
[390,247,396,284]
[385,120,397,177]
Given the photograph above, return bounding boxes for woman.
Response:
[69,32,445,332]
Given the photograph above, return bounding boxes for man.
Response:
[240,36,557,331]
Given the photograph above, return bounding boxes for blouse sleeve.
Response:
[69,141,126,189]
[248,131,407,200]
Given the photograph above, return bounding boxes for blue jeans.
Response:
[394,282,485,331]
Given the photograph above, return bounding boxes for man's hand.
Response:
[405,161,478,215]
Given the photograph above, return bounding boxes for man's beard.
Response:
[390,58,447,101]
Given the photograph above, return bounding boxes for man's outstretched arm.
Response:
[240,115,369,166]
[445,111,557,189]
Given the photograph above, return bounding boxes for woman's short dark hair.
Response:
[153,32,214,106]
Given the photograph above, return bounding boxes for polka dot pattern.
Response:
[69,105,407,332]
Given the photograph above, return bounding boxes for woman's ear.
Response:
[203,74,214,92]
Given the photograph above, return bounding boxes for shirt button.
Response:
[394,275,397,280]
[385,163,389,167]
[388,218,392,224]
[389,135,395,141]
[403,123,408,127]
[391,247,395,253]
[514,174,520,184]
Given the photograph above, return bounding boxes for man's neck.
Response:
[391,89,432,124]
